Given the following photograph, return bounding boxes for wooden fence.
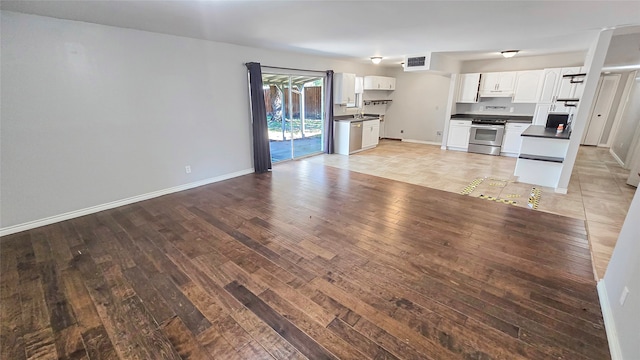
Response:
[263,86,322,119]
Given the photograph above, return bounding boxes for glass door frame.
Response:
[261,69,326,163]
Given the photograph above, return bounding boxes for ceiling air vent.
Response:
[404,53,432,72]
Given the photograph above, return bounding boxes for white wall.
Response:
[601,188,640,359]
[383,69,452,143]
[0,11,385,231]
[460,51,585,73]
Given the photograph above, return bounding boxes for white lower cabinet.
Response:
[447,120,471,150]
[501,123,529,155]
[362,120,380,149]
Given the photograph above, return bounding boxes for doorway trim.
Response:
[606,71,637,149]
[582,73,621,146]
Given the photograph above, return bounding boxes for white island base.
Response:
[514,126,570,192]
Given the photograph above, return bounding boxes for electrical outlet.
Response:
[436,131,443,136]
[185,165,191,174]
[510,107,514,113]
[619,286,630,306]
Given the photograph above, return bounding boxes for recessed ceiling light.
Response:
[501,50,519,58]
[371,57,382,64]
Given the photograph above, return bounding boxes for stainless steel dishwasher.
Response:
[349,121,363,153]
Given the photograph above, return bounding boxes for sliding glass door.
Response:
[262,72,324,163]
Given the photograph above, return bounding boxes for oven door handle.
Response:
[470,125,503,130]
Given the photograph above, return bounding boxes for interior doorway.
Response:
[582,73,621,145]
[261,72,325,163]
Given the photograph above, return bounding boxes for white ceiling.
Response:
[2,0,640,66]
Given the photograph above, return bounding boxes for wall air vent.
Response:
[404,53,432,72]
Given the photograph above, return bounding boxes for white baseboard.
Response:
[0,168,254,237]
[402,139,442,146]
[609,148,625,167]
[554,187,568,194]
[597,280,623,360]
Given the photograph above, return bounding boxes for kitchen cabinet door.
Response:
[538,68,562,103]
[533,103,553,126]
[447,120,471,149]
[501,123,529,155]
[513,70,543,103]
[362,120,380,148]
[387,77,396,90]
[480,73,501,92]
[556,67,582,100]
[333,121,352,155]
[334,73,356,106]
[355,76,363,94]
[456,73,481,103]
[364,76,396,90]
[480,72,516,96]
[497,72,516,92]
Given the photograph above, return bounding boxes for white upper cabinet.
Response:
[479,72,516,96]
[556,67,582,99]
[355,76,363,94]
[456,73,481,103]
[538,67,583,103]
[334,73,356,106]
[512,70,543,103]
[364,76,396,90]
[538,68,562,103]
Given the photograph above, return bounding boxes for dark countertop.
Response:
[521,125,571,139]
[334,114,381,122]
[451,114,532,123]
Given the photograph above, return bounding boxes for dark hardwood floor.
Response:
[0,161,610,359]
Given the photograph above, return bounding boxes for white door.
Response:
[583,74,621,145]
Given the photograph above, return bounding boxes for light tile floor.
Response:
[303,140,636,279]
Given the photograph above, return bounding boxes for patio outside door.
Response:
[262,72,324,163]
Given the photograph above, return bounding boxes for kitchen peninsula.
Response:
[514,125,571,191]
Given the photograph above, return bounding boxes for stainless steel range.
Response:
[468,118,506,155]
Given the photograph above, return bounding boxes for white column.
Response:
[556,29,614,192]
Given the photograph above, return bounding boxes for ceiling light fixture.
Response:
[501,50,519,58]
[371,57,382,64]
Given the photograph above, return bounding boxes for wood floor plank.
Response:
[327,317,399,360]
[196,325,245,360]
[54,325,88,360]
[23,326,57,360]
[122,266,175,326]
[81,326,117,360]
[38,261,76,332]
[259,288,367,359]
[149,274,211,336]
[225,281,336,359]
[161,317,213,360]
[214,314,253,351]
[1,292,26,360]
[228,305,306,360]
